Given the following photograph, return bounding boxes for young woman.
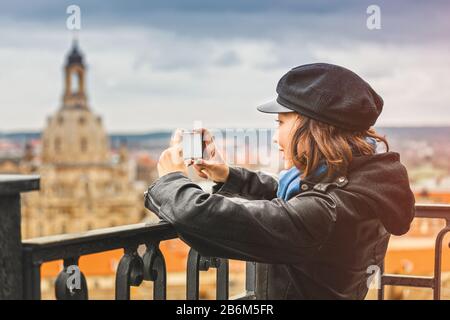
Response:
[145,63,416,299]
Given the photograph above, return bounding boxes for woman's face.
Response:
[273,112,299,169]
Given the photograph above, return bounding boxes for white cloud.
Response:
[310,42,450,126]
[0,11,449,133]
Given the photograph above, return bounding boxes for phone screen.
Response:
[182,131,203,160]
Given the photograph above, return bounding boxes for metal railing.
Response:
[21,221,256,300]
[0,174,449,300]
[378,204,450,300]
[0,175,256,300]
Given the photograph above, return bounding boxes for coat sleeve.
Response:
[145,172,337,264]
[211,166,279,200]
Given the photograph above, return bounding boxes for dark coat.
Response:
[144,151,415,299]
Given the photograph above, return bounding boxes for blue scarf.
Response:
[277,163,327,201]
[277,137,378,201]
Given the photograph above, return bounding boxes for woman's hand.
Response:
[157,130,188,177]
[192,129,229,183]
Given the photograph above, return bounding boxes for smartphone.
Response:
[182,130,204,160]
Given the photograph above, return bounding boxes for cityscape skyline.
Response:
[1,1,450,301]
[1,0,450,131]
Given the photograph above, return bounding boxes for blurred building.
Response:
[1,40,448,299]
[4,41,242,299]
[20,41,148,238]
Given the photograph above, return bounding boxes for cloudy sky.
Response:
[0,0,449,132]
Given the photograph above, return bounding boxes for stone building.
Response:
[1,40,242,299]
[20,41,147,238]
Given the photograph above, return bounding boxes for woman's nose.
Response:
[272,130,279,145]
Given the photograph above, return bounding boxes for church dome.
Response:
[42,108,109,164]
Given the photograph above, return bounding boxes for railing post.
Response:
[186,248,229,300]
[143,242,167,300]
[22,246,42,300]
[245,262,256,297]
[186,249,201,300]
[0,174,39,300]
[232,261,257,300]
[115,246,144,300]
[377,261,385,300]
[216,257,229,300]
[55,257,89,300]
[432,220,450,300]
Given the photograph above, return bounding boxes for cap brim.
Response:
[256,99,293,113]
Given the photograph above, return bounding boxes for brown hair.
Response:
[290,115,389,179]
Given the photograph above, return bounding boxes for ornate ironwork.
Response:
[378,204,450,300]
[55,257,88,300]
[186,248,229,300]
[115,246,144,300]
[143,242,167,300]
[0,173,445,301]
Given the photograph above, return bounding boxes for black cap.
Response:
[257,63,383,131]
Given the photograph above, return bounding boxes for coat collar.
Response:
[297,138,378,193]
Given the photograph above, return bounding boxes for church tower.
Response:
[41,40,109,164]
[21,40,145,239]
[63,40,87,109]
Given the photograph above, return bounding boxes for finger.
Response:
[201,128,216,148]
[158,149,169,162]
[201,135,219,160]
[201,170,210,180]
[201,128,212,141]
[198,156,224,166]
[174,145,182,156]
[203,142,216,160]
[169,146,184,165]
[170,129,183,147]
[192,164,206,177]
[193,158,204,166]
[192,165,208,179]
[194,159,217,167]
[193,163,206,170]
